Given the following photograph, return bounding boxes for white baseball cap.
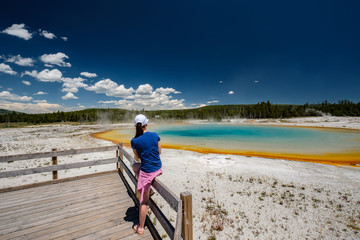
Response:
[134,114,149,126]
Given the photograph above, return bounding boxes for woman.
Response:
[131,114,162,236]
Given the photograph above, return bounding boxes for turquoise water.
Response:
[152,124,360,155]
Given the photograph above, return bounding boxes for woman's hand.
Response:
[158,141,162,155]
[133,149,140,162]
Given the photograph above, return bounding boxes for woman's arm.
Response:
[133,149,140,162]
[158,141,162,155]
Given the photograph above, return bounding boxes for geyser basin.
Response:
[92,124,360,167]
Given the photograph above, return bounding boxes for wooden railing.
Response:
[117,143,193,240]
[0,144,193,240]
[0,146,118,179]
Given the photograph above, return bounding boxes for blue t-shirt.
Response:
[131,131,162,173]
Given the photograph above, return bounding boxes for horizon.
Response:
[1,99,358,115]
[1,1,360,114]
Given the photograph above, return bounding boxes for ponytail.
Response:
[135,122,144,138]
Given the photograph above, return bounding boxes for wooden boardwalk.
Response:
[0,172,154,240]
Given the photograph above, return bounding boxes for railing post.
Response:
[117,143,124,174]
[52,148,58,180]
[180,191,193,240]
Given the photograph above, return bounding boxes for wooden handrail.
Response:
[117,144,192,240]
[0,158,117,178]
[0,146,117,179]
[0,145,117,162]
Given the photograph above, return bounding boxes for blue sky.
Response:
[0,0,359,113]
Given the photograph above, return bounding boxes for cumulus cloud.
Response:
[0,91,32,101]
[34,91,48,95]
[22,80,31,86]
[96,83,185,110]
[86,79,135,98]
[23,70,38,78]
[219,81,223,84]
[61,77,88,93]
[39,30,56,39]
[40,52,71,67]
[0,100,62,113]
[24,69,63,82]
[6,54,35,66]
[1,23,32,40]
[155,87,181,94]
[61,37,68,41]
[62,92,78,100]
[207,100,219,104]
[80,72,97,78]
[229,91,234,95]
[136,83,153,95]
[254,80,259,83]
[0,63,17,75]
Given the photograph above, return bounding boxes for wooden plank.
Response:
[52,148,58,179]
[0,157,117,178]
[152,178,182,212]
[180,191,193,240]
[0,173,120,201]
[0,171,119,196]
[0,190,120,224]
[25,206,134,240]
[0,179,121,209]
[76,221,135,240]
[0,202,134,239]
[148,198,175,240]
[0,145,117,162]
[0,187,122,222]
[118,146,135,165]
[174,201,183,240]
[0,176,120,202]
[0,170,117,193]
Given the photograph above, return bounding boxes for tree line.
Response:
[0,100,359,125]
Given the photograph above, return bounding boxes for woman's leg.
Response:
[132,163,141,179]
[139,190,150,229]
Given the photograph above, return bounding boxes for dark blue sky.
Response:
[0,0,359,113]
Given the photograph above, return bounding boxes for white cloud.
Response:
[23,70,38,78]
[219,81,223,84]
[61,77,88,93]
[86,78,134,97]
[136,83,153,95]
[39,30,56,39]
[254,80,259,83]
[155,87,181,94]
[0,63,17,75]
[88,80,185,110]
[44,64,54,68]
[80,72,97,78]
[33,100,47,103]
[62,92,78,100]
[61,36,68,41]
[6,54,35,66]
[1,23,32,40]
[25,69,62,82]
[34,91,48,95]
[0,100,62,113]
[207,100,219,104]
[229,91,234,95]
[40,52,71,67]
[22,80,31,86]
[0,91,32,101]
[98,83,185,110]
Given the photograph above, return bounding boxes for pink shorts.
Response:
[137,168,162,204]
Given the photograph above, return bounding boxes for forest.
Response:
[0,100,359,125]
